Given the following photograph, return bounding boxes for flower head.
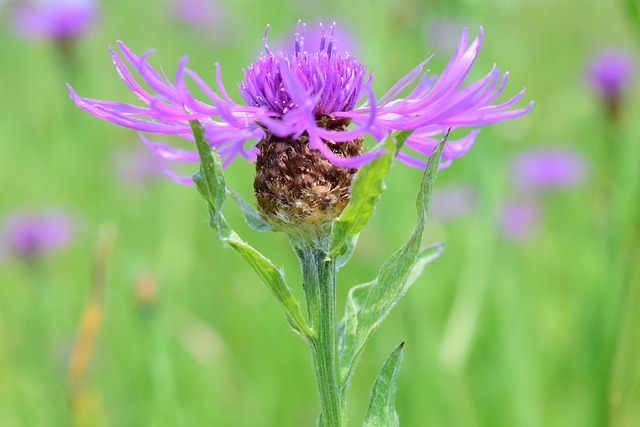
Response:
[424,17,466,52]
[510,147,587,191]
[14,0,97,40]
[587,49,636,101]
[499,200,539,242]
[68,22,531,226]
[1,210,75,260]
[429,185,477,222]
[111,142,168,187]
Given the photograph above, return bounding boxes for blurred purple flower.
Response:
[111,141,168,186]
[172,0,221,25]
[587,49,636,101]
[68,22,532,183]
[499,201,539,241]
[424,18,466,52]
[510,147,587,191]
[14,0,97,40]
[429,185,477,222]
[1,210,75,259]
[170,0,233,43]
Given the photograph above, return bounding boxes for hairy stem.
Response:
[292,235,345,427]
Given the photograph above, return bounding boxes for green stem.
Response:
[291,236,345,427]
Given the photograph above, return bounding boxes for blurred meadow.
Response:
[1,0,640,426]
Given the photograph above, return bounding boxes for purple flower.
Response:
[424,18,466,52]
[68,22,532,183]
[587,49,636,101]
[429,185,477,222]
[14,0,97,40]
[510,147,587,191]
[1,210,75,259]
[111,141,168,186]
[170,0,234,44]
[499,201,539,241]
[171,0,222,26]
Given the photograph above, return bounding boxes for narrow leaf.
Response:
[338,134,447,389]
[227,188,273,232]
[190,120,225,220]
[213,215,313,338]
[338,243,443,387]
[190,120,313,339]
[328,130,414,259]
[392,130,413,151]
[363,342,405,427]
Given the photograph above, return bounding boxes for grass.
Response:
[0,0,639,425]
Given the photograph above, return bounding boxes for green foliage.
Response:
[226,188,273,232]
[329,131,413,260]
[362,343,405,427]
[338,138,445,393]
[190,120,313,339]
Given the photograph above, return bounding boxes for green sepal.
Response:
[362,342,405,427]
[189,120,313,339]
[226,188,273,232]
[337,135,447,390]
[328,130,414,260]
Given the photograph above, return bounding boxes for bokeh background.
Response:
[1,0,639,426]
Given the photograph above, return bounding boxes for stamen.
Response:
[295,20,301,56]
[263,24,271,55]
[319,23,326,51]
[300,22,306,53]
[328,22,337,59]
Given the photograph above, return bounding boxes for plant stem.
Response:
[292,236,345,427]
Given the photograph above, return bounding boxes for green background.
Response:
[1,0,639,425]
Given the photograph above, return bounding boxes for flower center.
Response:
[253,129,363,230]
[239,23,368,121]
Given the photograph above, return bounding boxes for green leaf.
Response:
[335,234,359,270]
[363,342,405,427]
[338,243,443,388]
[190,120,225,222]
[392,130,413,151]
[338,134,447,390]
[213,215,313,338]
[328,130,414,259]
[189,120,313,339]
[226,188,273,232]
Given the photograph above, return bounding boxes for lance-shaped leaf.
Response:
[363,342,405,427]
[191,120,225,222]
[338,135,446,390]
[189,120,313,339]
[328,130,413,259]
[338,243,443,388]
[212,215,313,337]
[227,188,273,232]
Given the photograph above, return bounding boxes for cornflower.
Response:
[14,0,97,41]
[587,49,636,121]
[1,210,75,260]
[69,22,531,226]
[68,22,533,426]
[510,147,587,191]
